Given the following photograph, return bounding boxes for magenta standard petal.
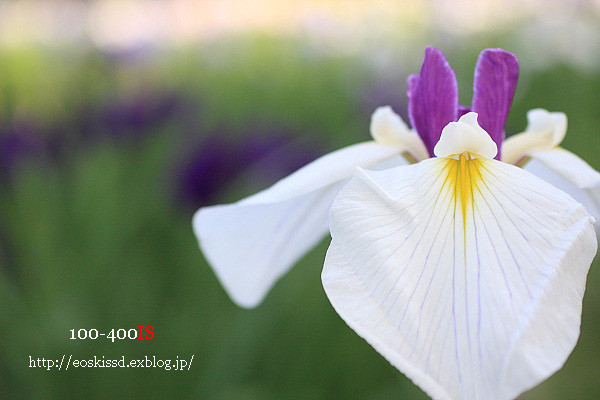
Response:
[472,49,519,159]
[407,47,458,157]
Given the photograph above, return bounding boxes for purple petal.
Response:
[472,49,519,159]
[408,47,458,157]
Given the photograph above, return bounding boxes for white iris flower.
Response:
[193,47,599,400]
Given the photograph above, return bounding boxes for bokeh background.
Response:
[1,0,599,399]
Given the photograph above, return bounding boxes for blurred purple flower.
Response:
[173,128,325,212]
[79,93,184,144]
[174,133,244,210]
[0,127,43,182]
[102,95,181,132]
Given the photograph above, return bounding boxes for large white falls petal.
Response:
[193,141,405,308]
[323,157,596,400]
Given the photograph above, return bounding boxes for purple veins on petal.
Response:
[408,47,458,157]
[472,49,519,160]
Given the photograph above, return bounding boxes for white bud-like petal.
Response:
[370,106,429,161]
[434,112,498,159]
[502,108,567,165]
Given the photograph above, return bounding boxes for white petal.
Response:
[523,148,600,222]
[193,141,405,308]
[502,109,567,165]
[527,109,567,144]
[370,106,429,161]
[528,147,600,189]
[434,112,498,159]
[323,156,596,400]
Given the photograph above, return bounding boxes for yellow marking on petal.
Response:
[443,153,483,230]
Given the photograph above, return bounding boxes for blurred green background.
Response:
[1,1,599,399]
